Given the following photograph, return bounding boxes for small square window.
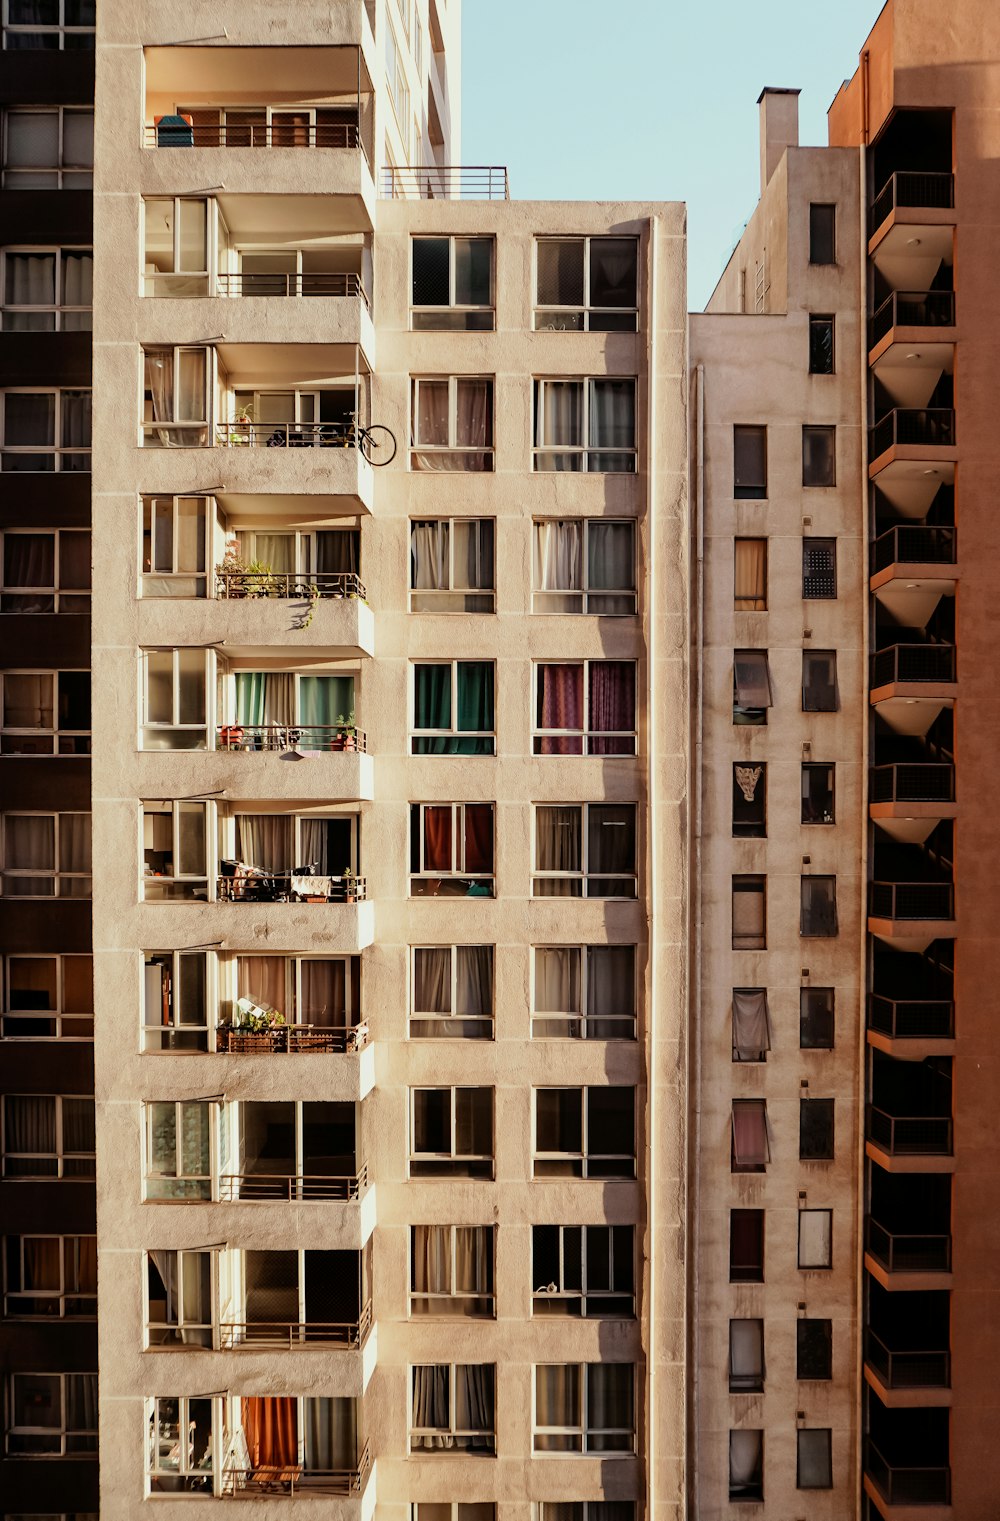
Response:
[802,650,838,712]
[800,988,835,1049]
[799,1097,835,1160]
[809,315,835,373]
[801,876,838,938]
[729,1209,764,1282]
[732,763,766,838]
[802,425,836,487]
[732,875,766,950]
[734,538,767,610]
[797,1427,833,1489]
[733,425,766,498]
[797,1318,833,1380]
[803,538,836,598]
[798,1208,832,1269]
[801,763,835,824]
[809,204,836,265]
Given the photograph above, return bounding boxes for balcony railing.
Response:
[869,170,955,235]
[868,994,955,1040]
[217,870,367,904]
[869,289,956,347]
[871,643,956,688]
[220,1301,372,1349]
[147,122,360,151]
[866,1217,952,1274]
[869,881,954,920]
[223,1441,370,1498]
[216,725,368,754]
[214,422,360,450]
[216,1022,369,1055]
[867,1105,953,1156]
[871,525,957,575]
[869,408,956,458]
[219,1164,367,1202]
[864,1440,951,1506]
[215,571,366,601]
[216,273,368,305]
[865,1328,951,1389]
[869,764,955,805]
[381,164,509,199]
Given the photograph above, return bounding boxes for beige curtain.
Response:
[734,539,767,610]
[237,956,286,1014]
[732,989,771,1061]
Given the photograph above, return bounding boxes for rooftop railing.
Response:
[869,170,955,236]
[869,289,955,347]
[869,881,955,920]
[381,164,509,199]
[865,1217,952,1274]
[219,1164,367,1202]
[216,273,369,305]
[871,524,956,575]
[864,1441,950,1506]
[868,993,955,1040]
[869,407,956,459]
[867,1105,953,1156]
[871,642,956,688]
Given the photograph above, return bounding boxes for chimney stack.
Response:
[758,87,801,193]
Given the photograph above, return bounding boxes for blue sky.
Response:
[461,0,882,309]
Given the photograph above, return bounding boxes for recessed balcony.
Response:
[869,409,957,476]
[864,1440,951,1517]
[865,1330,951,1405]
[870,526,957,629]
[869,170,955,242]
[865,1218,952,1292]
[867,1107,954,1170]
[869,763,956,845]
[870,644,956,737]
[869,290,956,359]
[868,881,956,952]
[868,992,955,1057]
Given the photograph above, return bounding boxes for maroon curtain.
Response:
[423,807,453,871]
[537,664,583,755]
[588,662,635,755]
[463,805,494,874]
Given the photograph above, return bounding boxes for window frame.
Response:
[385,18,410,130]
[800,874,839,938]
[140,647,212,750]
[1,527,90,612]
[142,949,212,1052]
[798,1208,833,1270]
[410,659,496,755]
[144,1247,216,1348]
[409,801,495,896]
[731,1097,770,1174]
[731,874,766,950]
[531,1361,635,1455]
[409,517,496,612]
[2,1093,95,1179]
[408,1363,497,1454]
[531,944,637,1041]
[3,953,93,1040]
[808,313,835,373]
[531,517,637,615]
[531,1223,635,1318]
[409,944,495,1039]
[801,761,835,825]
[532,660,638,756]
[0,669,90,755]
[734,536,767,611]
[2,0,94,48]
[531,802,638,900]
[1,106,94,187]
[732,762,766,838]
[409,374,494,470]
[532,1086,636,1180]
[799,1097,835,1160]
[797,1317,833,1381]
[146,1394,220,1492]
[533,235,639,332]
[809,203,836,265]
[797,1427,833,1490]
[141,344,212,447]
[410,235,495,330]
[1,810,91,898]
[728,1317,765,1394]
[141,495,211,599]
[733,649,773,726]
[408,1223,496,1317]
[800,986,835,1049]
[1,246,93,329]
[532,376,638,473]
[143,1098,221,1201]
[6,1371,98,1457]
[0,386,92,471]
[3,1233,96,1318]
[802,536,837,599]
[801,649,839,713]
[141,196,211,296]
[802,424,836,487]
[733,424,767,499]
[729,1208,765,1283]
[141,799,210,902]
[409,1086,495,1179]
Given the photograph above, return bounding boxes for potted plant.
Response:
[330,712,357,752]
[218,996,287,1052]
[216,538,248,598]
[229,404,254,446]
[342,866,357,904]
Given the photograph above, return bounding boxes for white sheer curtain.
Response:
[534,806,581,896]
[411,521,449,589]
[537,381,583,448]
[533,521,582,606]
[732,990,772,1061]
[535,947,581,1014]
[730,1320,764,1387]
[730,1430,763,1489]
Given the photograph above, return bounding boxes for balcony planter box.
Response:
[217,1027,284,1054]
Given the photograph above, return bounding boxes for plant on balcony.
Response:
[215,539,281,599]
[228,404,255,446]
[232,996,286,1032]
[330,712,358,752]
[342,866,358,904]
[217,996,288,1052]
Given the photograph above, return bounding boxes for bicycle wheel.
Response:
[359,423,397,466]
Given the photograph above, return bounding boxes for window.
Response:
[802,649,838,712]
[410,518,495,612]
[409,1087,494,1178]
[797,1318,833,1380]
[142,347,210,447]
[412,10,423,70]
[1,812,90,897]
[732,763,765,837]
[412,662,494,754]
[809,315,834,373]
[533,1087,635,1179]
[533,378,637,472]
[534,662,636,755]
[532,945,636,1040]
[409,1364,495,1453]
[733,649,773,725]
[1,672,89,754]
[226,1101,357,1202]
[228,954,361,1042]
[533,1363,634,1453]
[142,198,209,296]
[533,804,636,899]
[417,1509,495,1521]
[2,0,95,47]
[386,20,410,128]
[729,1319,764,1393]
[409,802,494,897]
[534,1507,634,1521]
[146,1249,213,1347]
[2,108,93,187]
[2,248,92,328]
[147,1396,215,1492]
[223,811,361,899]
[731,1099,769,1173]
[2,1095,94,1178]
[800,1098,835,1160]
[533,519,636,614]
[809,204,836,265]
[534,237,638,331]
[142,801,209,901]
[142,950,209,1051]
[733,425,766,498]
[410,376,493,470]
[0,389,91,470]
[4,1235,96,1316]
[410,945,493,1038]
[141,650,210,750]
[532,1225,634,1317]
[3,954,92,1039]
[802,537,836,598]
[802,425,836,486]
[798,1208,832,1269]
[144,1100,216,1200]
[732,989,771,1063]
[729,1430,763,1502]
[6,1372,97,1455]
[797,1428,832,1489]
[734,538,767,610]
[411,237,494,330]
[802,763,835,824]
[801,876,838,938]
[732,875,766,950]
[730,1209,764,1283]
[409,1225,494,1316]
[1,529,90,611]
[141,496,209,598]
[800,987,835,1049]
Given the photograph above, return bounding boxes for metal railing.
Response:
[381,164,509,199]
[868,993,955,1040]
[869,407,956,458]
[865,1328,951,1388]
[147,122,360,150]
[865,1217,952,1273]
[217,872,367,904]
[214,422,360,450]
[220,1301,372,1349]
[869,170,955,235]
[867,1105,953,1156]
[871,642,956,688]
[216,725,368,754]
[869,763,955,804]
[222,1441,370,1498]
[215,272,368,304]
[871,524,956,574]
[869,881,955,920]
[215,570,366,600]
[869,289,955,346]
[219,1164,367,1202]
[864,1440,950,1505]
[215,1022,369,1055]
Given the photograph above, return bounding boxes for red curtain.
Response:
[463,805,494,874]
[422,806,453,871]
[537,664,583,755]
[242,1397,297,1468]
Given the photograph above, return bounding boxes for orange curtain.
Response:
[242,1397,297,1467]
[76,1236,98,1293]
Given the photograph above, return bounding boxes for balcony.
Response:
[218,871,367,905]
[868,881,956,954]
[864,1440,951,1514]
[865,1218,952,1290]
[868,993,955,1057]
[869,764,956,845]
[216,1022,369,1056]
[869,171,955,240]
[870,645,957,738]
[138,577,375,660]
[220,1164,367,1202]
[869,290,956,353]
[866,1107,953,1171]
[223,1440,371,1499]
[869,410,957,475]
[870,527,957,628]
[865,1330,950,1403]
[380,164,510,199]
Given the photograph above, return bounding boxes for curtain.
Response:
[414,948,450,1012]
[411,1365,451,1449]
[3,533,54,610]
[62,253,93,317]
[66,1373,98,1439]
[799,1210,832,1268]
[253,534,294,573]
[237,955,286,1014]
[411,1226,450,1300]
[534,1363,577,1448]
[77,1235,97,1293]
[421,807,452,872]
[3,672,51,730]
[734,539,767,610]
[4,1094,56,1158]
[732,990,771,1061]
[734,651,773,708]
[298,676,354,747]
[455,380,491,451]
[588,662,635,754]
[454,1228,491,1304]
[60,813,91,879]
[589,380,635,452]
[413,664,451,753]
[535,947,581,1014]
[536,665,583,754]
[732,885,765,948]
[300,960,347,1028]
[144,351,174,446]
[299,818,352,876]
[537,381,583,448]
[60,392,91,461]
[588,946,634,1036]
[588,806,635,888]
[463,805,493,876]
[730,1430,763,1489]
[241,1397,297,1469]
[303,1397,357,1473]
[455,946,492,1014]
[23,1236,61,1289]
[234,673,295,730]
[4,253,54,329]
[455,664,492,752]
[148,1249,178,1328]
[730,1320,764,1387]
[535,807,581,895]
[587,521,634,612]
[587,1363,632,1450]
[732,1102,770,1168]
[454,1364,494,1449]
[410,521,448,590]
[533,521,582,607]
[315,531,359,576]
[235,815,292,873]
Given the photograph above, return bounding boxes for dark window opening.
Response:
[801,876,838,938]
[733,425,767,499]
[729,1209,764,1282]
[803,425,836,486]
[732,763,766,838]
[803,537,836,598]
[802,650,838,712]
[801,763,835,824]
[799,1097,835,1160]
[797,1318,833,1380]
[809,204,836,265]
[809,315,835,373]
[800,988,834,1049]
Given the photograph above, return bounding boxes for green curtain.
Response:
[413,663,492,755]
[298,676,354,747]
[235,672,266,726]
[456,662,493,754]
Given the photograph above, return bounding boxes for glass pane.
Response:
[176,802,205,876]
[5,253,55,309]
[179,1103,209,1178]
[177,200,207,272]
[5,112,59,168]
[144,652,172,723]
[414,1089,450,1153]
[589,380,635,449]
[176,650,206,726]
[175,499,206,573]
[5,393,55,446]
[589,239,637,308]
[538,382,583,447]
[63,112,94,167]
[412,238,449,306]
[536,240,584,306]
[59,531,90,588]
[455,238,491,306]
